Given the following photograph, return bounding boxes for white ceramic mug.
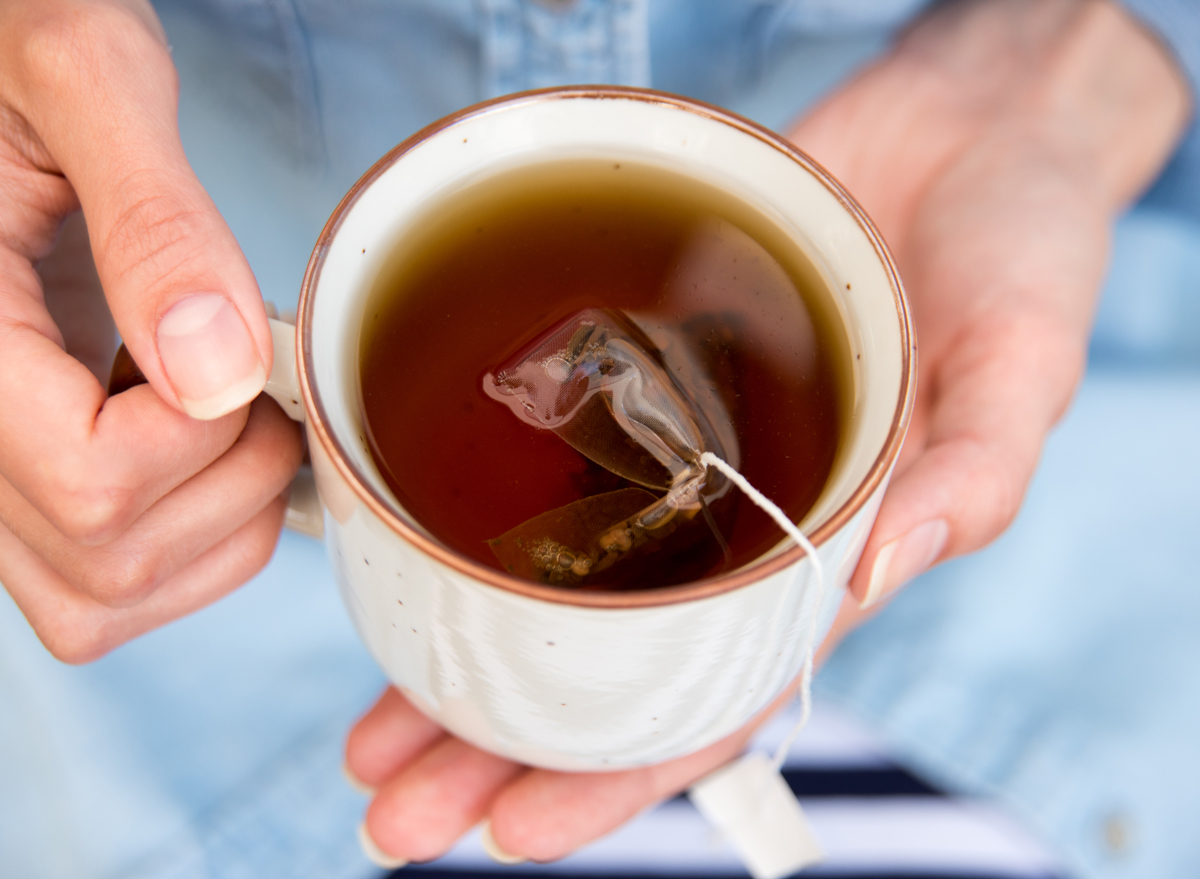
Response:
[261,87,914,772]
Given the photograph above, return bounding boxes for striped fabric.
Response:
[391,701,1068,879]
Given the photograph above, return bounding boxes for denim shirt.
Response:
[2,3,1198,878]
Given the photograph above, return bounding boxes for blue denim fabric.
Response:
[1,2,1198,878]
[0,532,387,879]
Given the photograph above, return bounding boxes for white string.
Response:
[699,453,826,772]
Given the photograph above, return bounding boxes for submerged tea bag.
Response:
[484,309,737,585]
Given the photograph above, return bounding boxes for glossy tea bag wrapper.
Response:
[484,309,738,585]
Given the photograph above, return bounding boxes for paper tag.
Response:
[688,752,824,879]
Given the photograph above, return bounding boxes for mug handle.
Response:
[264,317,324,539]
[106,314,325,540]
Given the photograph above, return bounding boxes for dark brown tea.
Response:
[359,159,849,590]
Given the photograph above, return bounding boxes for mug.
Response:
[262,86,914,772]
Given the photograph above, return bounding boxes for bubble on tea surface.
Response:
[484,309,736,585]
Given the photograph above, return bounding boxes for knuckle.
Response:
[984,466,1023,530]
[101,185,208,290]
[79,543,165,608]
[245,500,288,571]
[46,494,127,544]
[18,3,171,90]
[965,442,1027,539]
[38,612,115,665]
[41,468,136,545]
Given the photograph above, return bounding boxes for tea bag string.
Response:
[698,453,825,772]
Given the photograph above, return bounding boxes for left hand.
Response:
[346,684,797,865]
[789,0,1190,618]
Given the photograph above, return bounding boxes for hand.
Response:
[788,0,1190,618]
[346,684,798,867]
[346,0,1190,865]
[0,0,302,662]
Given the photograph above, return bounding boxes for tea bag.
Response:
[484,309,736,585]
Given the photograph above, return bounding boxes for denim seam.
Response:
[266,0,328,171]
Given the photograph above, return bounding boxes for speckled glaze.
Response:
[265,88,914,771]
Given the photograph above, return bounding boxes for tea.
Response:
[359,159,849,589]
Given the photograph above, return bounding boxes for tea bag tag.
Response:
[689,751,824,879]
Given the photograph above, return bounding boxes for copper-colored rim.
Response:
[297,85,916,609]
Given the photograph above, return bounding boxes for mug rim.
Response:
[297,85,916,610]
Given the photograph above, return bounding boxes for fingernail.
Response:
[861,519,948,609]
[358,821,408,870]
[157,293,265,420]
[342,761,376,797]
[480,820,527,865]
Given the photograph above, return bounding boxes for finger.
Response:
[0,238,251,544]
[0,3,266,539]
[0,225,251,547]
[485,738,744,862]
[849,309,1085,608]
[486,687,799,863]
[0,397,301,607]
[345,687,448,790]
[364,737,525,863]
[7,1,272,420]
[0,494,287,664]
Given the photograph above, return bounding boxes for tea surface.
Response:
[359,159,848,589]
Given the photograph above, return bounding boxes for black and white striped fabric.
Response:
[396,700,1068,879]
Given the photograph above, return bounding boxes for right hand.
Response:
[788,0,1190,615]
[0,0,303,662]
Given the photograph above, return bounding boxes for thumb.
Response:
[14,1,270,420]
[848,310,1085,608]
